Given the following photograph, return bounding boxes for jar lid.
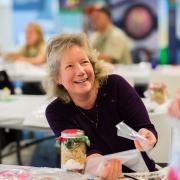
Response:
[61,129,84,138]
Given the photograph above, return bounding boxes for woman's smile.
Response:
[74,78,88,84]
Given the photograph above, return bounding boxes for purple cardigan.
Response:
[46,74,158,172]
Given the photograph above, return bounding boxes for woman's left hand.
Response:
[134,128,157,151]
[99,159,122,180]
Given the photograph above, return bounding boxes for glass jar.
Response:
[59,129,89,173]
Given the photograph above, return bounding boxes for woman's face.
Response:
[25,26,39,46]
[57,45,95,100]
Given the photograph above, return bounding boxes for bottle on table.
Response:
[13,80,23,95]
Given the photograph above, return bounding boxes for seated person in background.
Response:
[5,22,46,65]
[45,33,157,180]
[5,22,46,94]
[89,5,132,64]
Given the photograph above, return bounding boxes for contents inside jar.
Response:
[61,142,86,172]
[56,129,90,173]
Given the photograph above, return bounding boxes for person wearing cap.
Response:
[89,5,132,64]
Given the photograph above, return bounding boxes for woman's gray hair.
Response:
[44,32,112,103]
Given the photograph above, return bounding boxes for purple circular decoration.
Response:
[123,4,155,39]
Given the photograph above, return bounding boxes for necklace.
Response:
[75,102,99,128]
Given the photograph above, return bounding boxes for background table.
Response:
[0,95,53,165]
[0,95,49,127]
[113,63,180,98]
[143,99,171,165]
[0,60,47,83]
[0,95,172,165]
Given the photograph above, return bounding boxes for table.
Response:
[0,95,49,127]
[0,95,53,165]
[0,124,53,165]
[142,99,172,164]
[150,65,180,97]
[113,63,180,98]
[0,94,50,128]
[0,95,172,165]
[0,60,47,82]
[0,164,168,180]
[0,164,84,180]
[113,63,151,85]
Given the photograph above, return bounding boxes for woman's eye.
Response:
[82,60,90,64]
[65,65,72,69]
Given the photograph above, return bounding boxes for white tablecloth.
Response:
[0,164,84,180]
[113,63,180,98]
[0,164,168,180]
[1,60,47,82]
[113,63,151,85]
[0,95,49,128]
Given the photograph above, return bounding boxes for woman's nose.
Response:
[75,64,85,75]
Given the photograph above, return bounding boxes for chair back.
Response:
[0,70,14,94]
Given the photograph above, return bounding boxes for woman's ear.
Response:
[55,76,62,85]
[57,79,62,85]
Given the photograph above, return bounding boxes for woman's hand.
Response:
[86,153,103,162]
[134,128,157,151]
[99,159,122,180]
[86,154,122,180]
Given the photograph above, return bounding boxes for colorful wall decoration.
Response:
[158,0,169,64]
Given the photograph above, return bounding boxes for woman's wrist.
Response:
[86,153,102,163]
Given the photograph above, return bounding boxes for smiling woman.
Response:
[44,33,158,179]
[44,33,110,104]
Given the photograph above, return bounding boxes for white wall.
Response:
[0,0,14,52]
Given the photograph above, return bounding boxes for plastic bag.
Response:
[85,149,149,177]
[116,121,152,151]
